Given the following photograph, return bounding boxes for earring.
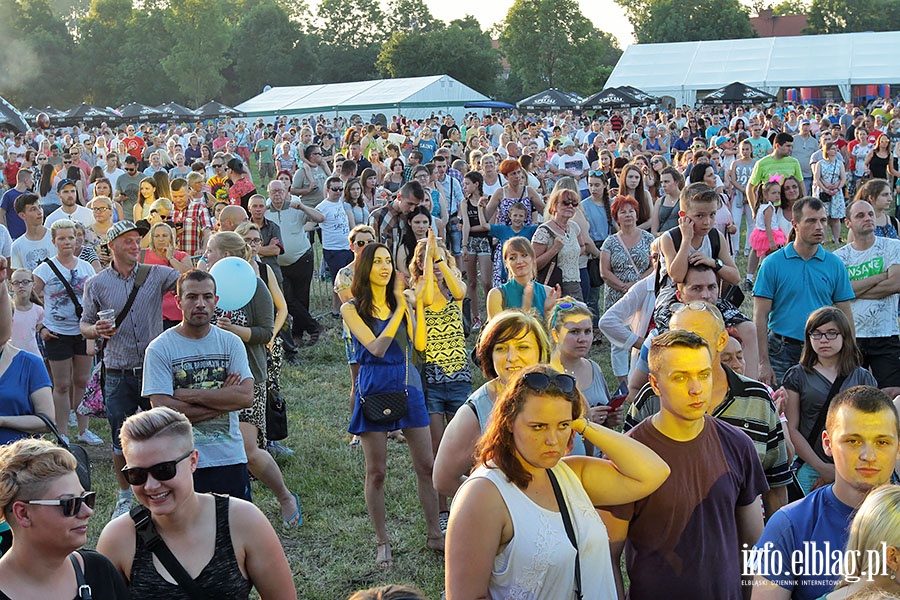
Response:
[891,569,897,581]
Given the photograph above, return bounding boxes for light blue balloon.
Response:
[210,256,256,311]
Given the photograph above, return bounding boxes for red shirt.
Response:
[3,162,19,188]
[124,136,146,161]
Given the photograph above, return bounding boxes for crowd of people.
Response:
[1,99,900,598]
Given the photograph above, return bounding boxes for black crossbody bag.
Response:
[41,257,83,319]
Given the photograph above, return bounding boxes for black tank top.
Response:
[129,494,252,599]
[466,198,488,238]
[869,152,890,180]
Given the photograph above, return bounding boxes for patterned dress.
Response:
[600,230,655,310]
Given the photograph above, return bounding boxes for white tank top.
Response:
[468,461,617,599]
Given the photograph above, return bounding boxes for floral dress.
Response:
[600,230,654,310]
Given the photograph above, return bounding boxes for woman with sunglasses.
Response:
[532,187,588,301]
[0,438,127,597]
[547,298,618,454]
[97,407,295,599]
[445,364,669,599]
[341,242,443,567]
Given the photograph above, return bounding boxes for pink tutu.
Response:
[749,227,787,256]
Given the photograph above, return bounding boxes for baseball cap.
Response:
[799,119,811,125]
[106,220,150,243]
[714,136,729,148]
[57,179,77,192]
[560,138,575,149]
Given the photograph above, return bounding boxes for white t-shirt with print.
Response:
[834,237,900,337]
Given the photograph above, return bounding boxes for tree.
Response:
[377,15,500,95]
[616,0,755,44]
[386,0,440,32]
[772,0,808,15]
[79,0,133,104]
[0,0,79,106]
[498,0,621,97]
[804,0,900,33]
[316,0,387,48]
[160,0,232,105]
[225,0,318,105]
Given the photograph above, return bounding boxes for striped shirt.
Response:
[625,365,792,489]
[80,263,179,369]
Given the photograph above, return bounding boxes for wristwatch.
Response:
[713,258,724,273]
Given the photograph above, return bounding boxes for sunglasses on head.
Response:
[522,371,577,394]
[121,450,193,485]
[24,491,96,517]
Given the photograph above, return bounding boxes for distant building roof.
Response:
[751,9,808,38]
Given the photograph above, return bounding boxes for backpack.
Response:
[654,228,722,295]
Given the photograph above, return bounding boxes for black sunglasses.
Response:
[522,372,577,394]
[121,450,193,485]
[25,491,96,517]
[330,186,343,192]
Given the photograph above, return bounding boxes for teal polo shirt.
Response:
[753,243,854,340]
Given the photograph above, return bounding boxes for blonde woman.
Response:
[96,407,295,599]
[0,439,128,598]
[140,198,175,249]
[140,222,192,329]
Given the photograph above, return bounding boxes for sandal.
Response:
[376,540,393,568]
[282,492,303,529]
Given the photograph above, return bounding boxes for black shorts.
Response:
[193,463,252,501]
[858,336,900,388]
[43,333,88,361]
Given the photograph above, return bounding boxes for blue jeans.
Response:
[767,333,803,387]
[446,218,462,256]
[104,369,151,454]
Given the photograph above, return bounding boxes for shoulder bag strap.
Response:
[41,258,83,319]
[116,264,150,330]
[547,469,583,600]
[799,373,848,465]
[130,505,214,600]
[618,233,642,277]
[69,552,93,600]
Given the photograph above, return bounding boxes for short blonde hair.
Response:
[50,218,77,240]
[120,406,193,453]
[0,439,76,519]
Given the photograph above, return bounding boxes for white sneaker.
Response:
[68,411,77,427]
[111,496,133,519]
[77,429,104,446]
[60,434,70,445]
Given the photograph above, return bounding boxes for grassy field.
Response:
[73,237,799,598]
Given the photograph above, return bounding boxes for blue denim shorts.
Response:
[424,380,471,415]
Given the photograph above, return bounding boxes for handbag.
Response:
[587,255,603,288]
[266,388,288,441]
[359,348,409,424]
[548,468,583,600]
[536,223,564,288]
[78,361,107,419]
[35,413,91,491]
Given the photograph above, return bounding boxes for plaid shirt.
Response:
[174,198,212,257]
[368,202,406,260]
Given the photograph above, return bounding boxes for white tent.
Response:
[605,31,900,107]
[235,75,490,122]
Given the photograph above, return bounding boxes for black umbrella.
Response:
[156,102,197,119]
[194,101,244,120]
[60,103,117,126]
[700,82,776,105]
[21,106,39,121]
[118,102,165,123]
[580,87,645,110]
[0,96,29,133]
[618,86,661,105]
[516,88,582,111]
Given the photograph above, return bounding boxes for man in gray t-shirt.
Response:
[115,156,143,220]
[142,270,254,499]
